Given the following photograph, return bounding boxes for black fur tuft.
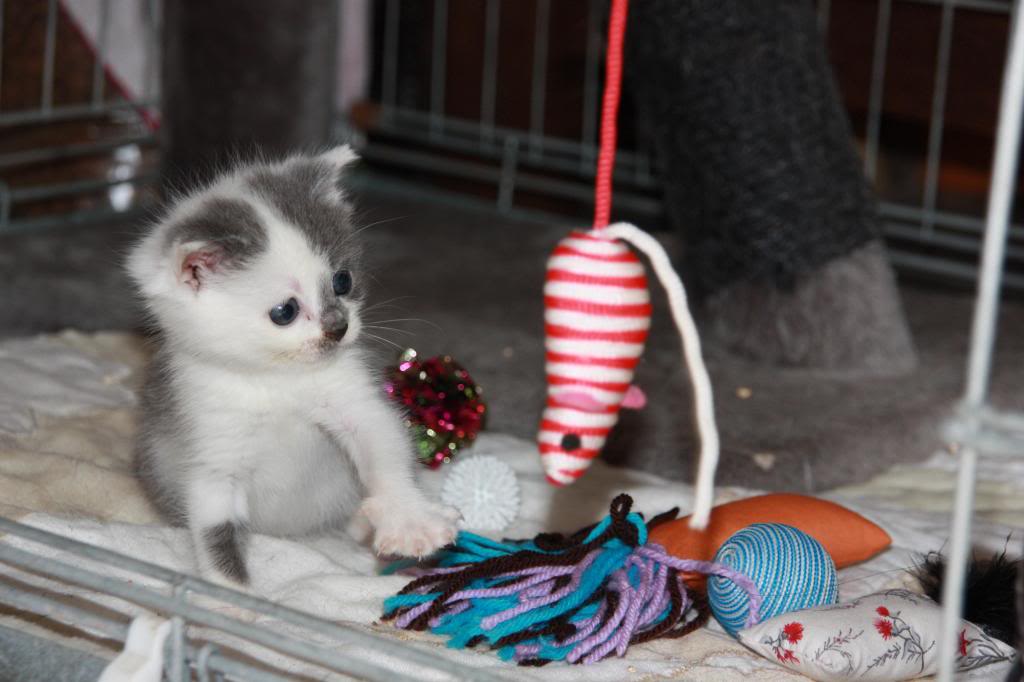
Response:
[911,549,1019,647]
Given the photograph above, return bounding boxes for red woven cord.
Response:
[592,0,629,230]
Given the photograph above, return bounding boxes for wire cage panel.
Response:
[353,0,1024,289]
[0,0,161,236]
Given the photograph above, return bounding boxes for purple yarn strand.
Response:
[640,544,763,627]
[480,550,600,630]
[569,571,633,663]
[636,562,670,626]
[394,600,435,629]
[615,560,653,656]
[453,571,562,601]
[557,601,606,647]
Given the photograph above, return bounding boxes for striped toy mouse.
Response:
[535,0,720,529]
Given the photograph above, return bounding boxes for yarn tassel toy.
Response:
[536,0,719,530]
[383,495,762,666]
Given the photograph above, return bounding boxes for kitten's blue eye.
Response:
[332,270,353,296]
[269,298,299,326]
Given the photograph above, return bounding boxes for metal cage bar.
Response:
[528,0,551,160]
[90,0,111,108]
[480,0,500,149]
[938,0,1024,678]
[41,0,58,113]
[430,0,449,139]
[864,0,893,182]
[921,0,956,233]
[580,0,602,173]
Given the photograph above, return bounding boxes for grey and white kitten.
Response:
[126,147,457,584]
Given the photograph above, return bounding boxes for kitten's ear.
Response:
[318,145,359,172]
[177,241,225,292]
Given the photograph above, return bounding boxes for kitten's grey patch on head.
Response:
[164,197,267,265]
[204,522,249,584]
[247,160,359,266]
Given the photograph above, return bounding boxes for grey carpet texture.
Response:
[2,185,1022,493]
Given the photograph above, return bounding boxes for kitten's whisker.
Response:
[363,325,416,337]
[364,317,443,332]
[339,216,408,249]
[362,332,404,351]
[362,296,414,313]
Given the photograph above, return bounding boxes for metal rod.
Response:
[937,446,980,682]
[885,221,1024,261]
[430,0,449,139]
[41,0,58,112]
[529,0,551,160]
[902,0,1010,11]
[480,0,500,149]
[7,173,157,204]
[0,0,6,108]
[170,584,188,682]
[887,248,1024,290]
[0,180,11,227]
[142,0,158,104]
[0,135,154,170]
[880,200,1024,241]
[0,580,130,641]
[91,0,111,108]
[381,0,400,111]
[370,114,657,188]
[0,206,153,236]
[864,0,892,181]
[0,99,159,127]
[197,644,218,682]
[581,0,602,173]
[364,141,663,214]
[922,0,956,232]
[202,653,295,682]
[939,1,1024,678]
[377,105,652,172]
[963,0,1024,409]
[498,136,520,211]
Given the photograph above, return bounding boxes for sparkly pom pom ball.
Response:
[384,348,487,468]
[708,523,838,636]
[441,456,520,532]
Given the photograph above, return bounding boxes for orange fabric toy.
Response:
[650,493,891,569]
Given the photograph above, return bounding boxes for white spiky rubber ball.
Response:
[441,456,520,532]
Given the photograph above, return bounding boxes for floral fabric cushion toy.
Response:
[738,589,1015,680]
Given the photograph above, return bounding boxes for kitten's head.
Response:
[128,146,367,367]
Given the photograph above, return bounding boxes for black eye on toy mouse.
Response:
[560,433,582,452]
[332,269,353,296]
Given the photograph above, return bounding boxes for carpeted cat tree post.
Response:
[628,0,916,375]
[160,0,339,189]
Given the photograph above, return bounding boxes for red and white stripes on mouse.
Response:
[535,0,720,530]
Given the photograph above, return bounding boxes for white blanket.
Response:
[1,332,1021,680]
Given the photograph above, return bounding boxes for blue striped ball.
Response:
[708,523,838,636]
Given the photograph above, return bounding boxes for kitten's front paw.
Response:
[361,497,459,558]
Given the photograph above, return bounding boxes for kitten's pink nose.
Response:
[323,323,348,342]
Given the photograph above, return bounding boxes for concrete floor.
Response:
[3,181,1022,492]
